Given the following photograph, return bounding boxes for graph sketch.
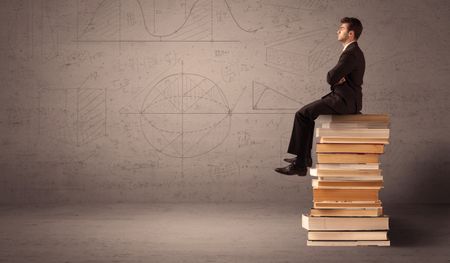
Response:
[265,28,336,75]
[76,0,260,43]
[262,0,329,11]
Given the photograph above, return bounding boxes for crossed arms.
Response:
[327,51,356,86]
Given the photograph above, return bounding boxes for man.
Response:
[275,17,365,176]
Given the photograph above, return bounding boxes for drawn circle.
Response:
[139,73,231,158]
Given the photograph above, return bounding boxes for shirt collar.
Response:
[342,41,356,52]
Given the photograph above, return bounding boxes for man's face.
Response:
[337,23,350,42]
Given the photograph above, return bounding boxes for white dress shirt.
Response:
[342,40,356,52]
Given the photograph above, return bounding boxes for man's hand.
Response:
[337,77,346,85]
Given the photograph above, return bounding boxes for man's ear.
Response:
[348,30,355,39]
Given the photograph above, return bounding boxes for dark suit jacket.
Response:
[321,41,365,113]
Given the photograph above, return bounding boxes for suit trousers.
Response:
[287,92,360,165]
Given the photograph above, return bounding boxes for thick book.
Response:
[320,122,389,129]
[310,208,383,217]
[316,163,380,170]
[307,240,390,246]
[313,189,379,202]
[314,200,381,204]
[301,214,389,230]
[318,137,389,144]
[316,143,384,154]
[312,179,383,189]
[308,231,388,240]
[315,114,390,124]
[316,128,390,138]
[317,176,383,181]
[313,201,382,209]
[317,153,380,164]
[310,168,382,177]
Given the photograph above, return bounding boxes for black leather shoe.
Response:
[283,156,312,167]
[274,163,308,176]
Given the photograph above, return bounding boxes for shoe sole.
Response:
[283,158,313,167]
[274,168,308,176]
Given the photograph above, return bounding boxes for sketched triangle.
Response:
[253,81,300,110]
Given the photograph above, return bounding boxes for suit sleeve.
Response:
[327,52,356,86]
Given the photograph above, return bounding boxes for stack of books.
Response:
[302,114,391,246]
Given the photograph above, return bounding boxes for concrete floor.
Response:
[0,203,448,263]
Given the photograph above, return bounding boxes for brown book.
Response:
[318,137,389,144]
[316,114,390,123]
[312,179,383,189]
[316,163,379,170]
[310,168,382,177]
[308,231,388,240]
[317,176,383,181]
[307,240,390,246]
[302,214,389,231]
[310,208,383,217]
[316,128,390,138]
[316,143,384,154]
[320,122,389,129]
[313,189,379,202]
[313,201,382,209]
[317,153,380,164]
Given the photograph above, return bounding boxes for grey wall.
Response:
[1,0,449,205]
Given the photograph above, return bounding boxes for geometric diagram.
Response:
[7,0,59,61]
[76,0,259,43]
[265,28,335,75]
[39,88,107,146]
[262,0,329,11]
[252,81,301,110]
[120,71,231,158]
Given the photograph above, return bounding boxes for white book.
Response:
[307,240,390,246]
[302,214,389,231]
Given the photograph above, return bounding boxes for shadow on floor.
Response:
[386,203,450,247]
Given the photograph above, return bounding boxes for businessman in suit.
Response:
[275,17,365,176]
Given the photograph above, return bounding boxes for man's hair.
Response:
[340,17,363,40]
